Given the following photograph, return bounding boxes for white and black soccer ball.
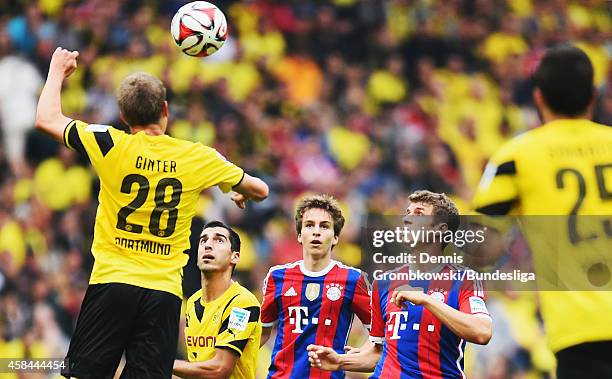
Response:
[171,1,228,57]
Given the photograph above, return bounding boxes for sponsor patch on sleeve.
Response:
[85,124,110,132]
[228,307,250,331]
[469,296,489,315]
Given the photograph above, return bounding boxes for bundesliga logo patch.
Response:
[228,307,250,331]
[469,297,488,314]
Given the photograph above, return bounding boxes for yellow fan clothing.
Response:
[33,157,91,210]
[184,282,261,379]
[63,120,244,298]
[170,119,216,146]
[481,32,528,64]
[473,119,612,353]
[326,126,370,171]
[367,69,407,105]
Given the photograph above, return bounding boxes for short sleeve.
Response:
[473,143,520,215]
[215,295,261,356]
[350,272,372,330]
[64,120,123,167]
[260,269,279,327]
[369,281,385,344]
[197,146,245,193]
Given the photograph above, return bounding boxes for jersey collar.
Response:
[299,259,337,277]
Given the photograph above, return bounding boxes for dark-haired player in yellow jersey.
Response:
[473,45,612,378]
[35,47,269,379]
[173,221,261,379]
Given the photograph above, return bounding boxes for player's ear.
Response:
[586,88,596,115]
[533,88,546,112]
[332,234,339,247]
[162,101,169,117]
[230,251,240,266]
[297,233,302,245]
[119,111,130,129]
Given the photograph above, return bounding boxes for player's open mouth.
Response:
[310,240,322,246]
[202,254,215,261]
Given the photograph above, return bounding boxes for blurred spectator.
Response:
[0,27,42,172]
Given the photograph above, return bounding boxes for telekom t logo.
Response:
[288,306,333,333]
[387,311,409,340]
[289,306,308,334]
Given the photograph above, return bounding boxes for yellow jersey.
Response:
[184,282,261,379]
[63,120,244,298]
[473,119,612,352]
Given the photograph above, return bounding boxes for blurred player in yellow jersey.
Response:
[35,47,268,378]
[173,221,261,379]
[473,45,612,378]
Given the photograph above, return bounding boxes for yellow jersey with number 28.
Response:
[63,120,244,298]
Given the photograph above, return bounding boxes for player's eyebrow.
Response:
[406,208,424,215]
[304,219,331,224]
[199,232,228,242]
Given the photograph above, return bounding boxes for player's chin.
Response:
[198,262,220,272]
[305,245,330,256]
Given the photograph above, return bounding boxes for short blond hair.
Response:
[117,72,166,127]
[295,194,345,237]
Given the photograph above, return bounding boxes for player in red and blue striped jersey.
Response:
[369,264,489,378]
[308,191,492,379]
[260,195,371,379]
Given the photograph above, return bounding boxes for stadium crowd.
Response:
[0,0,610,377]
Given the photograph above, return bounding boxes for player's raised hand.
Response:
[391,287,428,306]
[307,344,342,371]
[49,47,79,79]
[231,192,248,209]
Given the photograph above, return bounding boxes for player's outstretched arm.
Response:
[307,341,382,373]
[173,349,238,379]
[231,173,269,208]
[35,47,79,142]
[391,290,492,345]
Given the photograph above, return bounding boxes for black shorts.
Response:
[556,341,612,379]
[61,283,181,379]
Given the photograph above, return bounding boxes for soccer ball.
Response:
[171,1,228,57]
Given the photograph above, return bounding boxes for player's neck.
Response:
[541,109,590,124]
[303,253,332,273]
[130,124,165,136]
[200,272,233,303]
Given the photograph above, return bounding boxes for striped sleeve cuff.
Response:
[63,119,75,148]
